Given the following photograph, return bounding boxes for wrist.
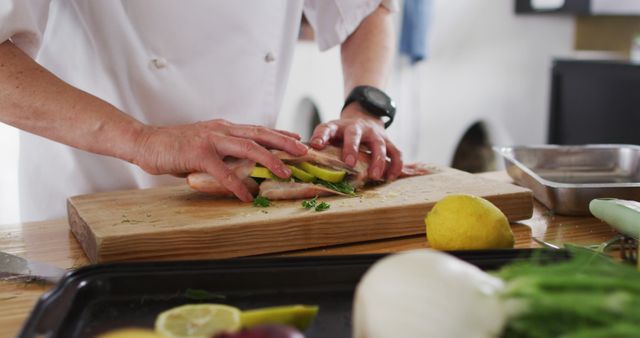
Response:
[341,102,385,127]
[112,119,149,165]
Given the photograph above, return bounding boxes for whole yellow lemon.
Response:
[425,194,514,250]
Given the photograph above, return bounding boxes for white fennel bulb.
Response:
[353,250,507,338]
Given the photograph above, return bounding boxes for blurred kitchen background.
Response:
[1,0,639,224]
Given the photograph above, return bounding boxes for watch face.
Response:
[364,87,390,107]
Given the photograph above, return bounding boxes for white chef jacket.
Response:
[0,0,396,222]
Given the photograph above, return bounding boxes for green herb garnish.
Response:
[315,201,330,212]
[302,196,318,209]
[302,196,330,211]
[253,196,271,207]
[317,179,356,196]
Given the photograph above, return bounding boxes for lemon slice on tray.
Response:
[154,304,242,338]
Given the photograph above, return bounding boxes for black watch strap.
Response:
[342,85,396,128]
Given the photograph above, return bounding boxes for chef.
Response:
[0,1,402,222]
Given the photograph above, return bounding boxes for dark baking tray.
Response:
[19,250,569,338]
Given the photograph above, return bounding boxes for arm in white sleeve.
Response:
[0,0,51,56]
[303,0,398,51]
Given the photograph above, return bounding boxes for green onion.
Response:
[590,198,640,239]
[497,246,640,338]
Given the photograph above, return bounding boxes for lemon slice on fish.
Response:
[298,162,345,183]
[155,304,241,338]
[249,166,275,179]
[251,165,316,183]
[241,305,319,330]
[287,165,316,183]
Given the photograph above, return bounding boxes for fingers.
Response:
[341,124,363,167]
[310,122,338,149]
[385,140,403,181]
[203,155,254,202]
[331,118,402,180]
[215,137,292,179]
[228,125,307,156]
[274,129,302,140]
[366,135,387,181]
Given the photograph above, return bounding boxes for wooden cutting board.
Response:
[68,165,533,263]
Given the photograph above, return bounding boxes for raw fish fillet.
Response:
[187,145,430,200]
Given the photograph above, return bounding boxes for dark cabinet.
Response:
[548,59,640,145]
[516,0,640,15]
[515,0,589,15]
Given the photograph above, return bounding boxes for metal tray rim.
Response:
[494,144,640,189]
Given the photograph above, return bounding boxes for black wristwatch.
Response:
[342,85,396,128]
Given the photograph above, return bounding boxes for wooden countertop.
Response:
[0,172,619,337]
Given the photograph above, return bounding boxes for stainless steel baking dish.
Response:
[494,145,640,215]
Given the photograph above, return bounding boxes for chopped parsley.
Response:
[253,196,271,207]
[302,196,318,209]
[317,179,357,196]
[301,195,330,212]
[315,201,330,212]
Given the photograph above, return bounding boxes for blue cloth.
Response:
[399,0,433,64]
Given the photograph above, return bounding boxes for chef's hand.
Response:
[132,119,308,202]
[309,103,403,181]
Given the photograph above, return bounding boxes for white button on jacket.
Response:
[152,58,169,69]
[0,0,396,222]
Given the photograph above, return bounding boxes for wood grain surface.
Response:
[68,166,533,263]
